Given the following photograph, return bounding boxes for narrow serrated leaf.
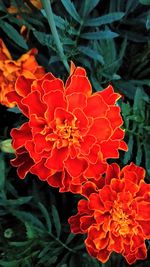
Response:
[7,196,32,206]
[38,202,52,234]
[139,0,150,4]
[25,222,36,239]
[81,30,118,40]
[123,135,133,164]
[136,142,142,165]
[52,205,61,237]
[78,46,104,64]
[61,0,81,22]
[54,14,67,30]
[82,0,100,17]
[85,12,125,27]
[65,232,75,245]
[33,30,51,47]
[0,21,28,49]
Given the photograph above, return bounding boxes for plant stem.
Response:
[41,0,69,72]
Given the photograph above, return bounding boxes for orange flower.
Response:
[69,162,150,264]
[8,64,127,193]
[0,39,45,107]
[30,0,42,9]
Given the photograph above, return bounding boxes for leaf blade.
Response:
[61,0,81,22]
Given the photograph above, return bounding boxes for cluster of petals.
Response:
[8,63,127,193]
[69,162,150,264]
[0,39,45,107]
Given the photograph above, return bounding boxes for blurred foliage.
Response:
[0,0,150,266]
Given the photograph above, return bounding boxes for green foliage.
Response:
[0,169,103,267]
[121,88,150,176]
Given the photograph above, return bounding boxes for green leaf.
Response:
[33,30,51,47]
[61,0,81,22]
[146,13,150,29]
[144,140,150,175]
[12,210,46,231]
[0,21,28,50]
[9,241,32,247]
[85,12,125,27]
[78,46,104,64]
[0,154,5,190]
[6,196,32,206]
[25,222,36,239]
[54,14,67,30]
[38,246,51,258]
[119,30,149,42]
[139,0,150,4]
[39,255,57,265]
[0,260,20,267]
[7,107,21,114]
[136,142,142,165]
[38,202,52,234]
[126,0,139,12]
[52,205,61,237]
[82,0,100,17]
[133,88,143,114]
[121,102,131,117]
[81,30,118,39]
[114,80,137,99]
[65,232,75,245]
[49,56,60,64]
[0,2,6,11]
[123,135,134,164]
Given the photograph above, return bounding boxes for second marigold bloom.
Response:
[9,64,127,192]
[0,39,45,107]
[69,163,150,264]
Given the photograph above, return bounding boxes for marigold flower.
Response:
[8,63,127,193]
[30,0,42,9]
[69,162,150,264]
[0,39,45,107]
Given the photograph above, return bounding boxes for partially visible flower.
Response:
[69,162,150,264]
[7,0,42,13]
[30,0,42,9]
[0,39,45,107]
[8,63,127,193]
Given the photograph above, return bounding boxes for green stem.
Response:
[41,0,69,72]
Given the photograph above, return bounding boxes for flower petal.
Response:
[66,75,92,96]
[88,118,112,142]
[83,94,108,118]
[65,157,88,177]
[44,90,66,121]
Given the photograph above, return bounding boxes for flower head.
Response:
[69,162,150,264]
[0,39,45,107]
[9,63,127,193]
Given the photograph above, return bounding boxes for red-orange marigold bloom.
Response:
[8,64,127,193]
[0,39,45,107]
[69,162,150,264]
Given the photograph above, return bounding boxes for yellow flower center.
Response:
[55,117,80,148]
[112,201,131,236]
